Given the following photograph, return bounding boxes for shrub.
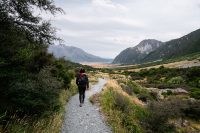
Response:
[52,60,75,88]
[142,99,187,133]
[149,91,159,101]
[7,67,63,116]
[127,81,146,95]
[112,91,131,112]
[162,90,173,98]
[120,84,134,95]
[167,76,185,85]
[138,93,153,103]
[190,88,200,99]
[182,100,200,120]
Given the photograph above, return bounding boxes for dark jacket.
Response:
[76,73,89,88]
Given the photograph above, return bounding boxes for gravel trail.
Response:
[61,78,112,133]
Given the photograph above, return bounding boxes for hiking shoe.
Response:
[79,103,82,107]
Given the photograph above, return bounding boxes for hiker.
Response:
[76,68,89,107]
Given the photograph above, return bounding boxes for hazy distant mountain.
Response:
[142,29,200,63]
[112,39,164,64]
[48,44,112,63]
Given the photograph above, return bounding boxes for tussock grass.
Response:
[99,80,146,133]
[104,80,144,106]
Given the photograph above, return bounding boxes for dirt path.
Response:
[61,78,112,133]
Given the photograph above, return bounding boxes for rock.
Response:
[182,120,190,127]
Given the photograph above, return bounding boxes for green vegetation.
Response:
[0,0,93,132]
[104,52,200,71]
[117,79,154,102]
[143,28,200,62]
[101,64,200,132]
[142,99,200,133]
[100,88,146,133]
[190,88,200,99]
[162,90,173,98]
[122,66,200,98]
[1,84,77,133]
[99,80,200,133]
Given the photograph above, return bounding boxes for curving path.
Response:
[61,78,112,133]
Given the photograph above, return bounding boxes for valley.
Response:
[88,48,200,132]
[90,61,200,132]
[1,0,200,133]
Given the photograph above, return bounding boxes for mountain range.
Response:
[113,28,200,64]
[142,29,200,63]
[113,39,164,64]
[48,45,112,63]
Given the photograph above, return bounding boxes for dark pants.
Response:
[78,86,86,103]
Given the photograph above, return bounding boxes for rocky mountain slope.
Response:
[112,39,164,64]
[142,29,200,63]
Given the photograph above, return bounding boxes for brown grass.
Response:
[128,59,200,72]
[103,80,144,106]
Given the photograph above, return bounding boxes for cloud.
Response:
[92,0,115,8]
[50,0,200,58]
[91,0,127,10]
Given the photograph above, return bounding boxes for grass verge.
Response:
[99,80,146,133]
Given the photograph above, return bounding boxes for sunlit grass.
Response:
[98,79,146,133]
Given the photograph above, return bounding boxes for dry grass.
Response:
[88,72,109,85]
[169,119,200,133]
[99,79,146,133]
[89,93,100,105]
[103,80,144,106]
[95,72,110,78]
[128,59,200,72]
[30,112,64,133]
[191,120,200,131]
[88,73,98,85]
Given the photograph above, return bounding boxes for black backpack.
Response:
[78,74,88,85]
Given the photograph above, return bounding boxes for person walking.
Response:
[76,68,89,107]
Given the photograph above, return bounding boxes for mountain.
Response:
[112,39,164,64]
[48,44,112,63]
[142,29,200,63]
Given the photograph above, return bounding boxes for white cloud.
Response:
[91,0,127,10]
[50,0,200,58]
[92,0,115,8]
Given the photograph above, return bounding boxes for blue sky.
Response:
[44,0,200,58]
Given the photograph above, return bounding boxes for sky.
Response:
[44,0,200,58]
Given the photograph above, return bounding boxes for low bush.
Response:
[162,90,173,98]
[138,93,153,103]
[8,67,63,116]
[182,100,200,120]
[142,99,186,133]
[190,88,200,99]
[127,66,200,92]
[120,84,134,95]
[167,76,185,85]
[1,79,78,133]
[142,98,200,133]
